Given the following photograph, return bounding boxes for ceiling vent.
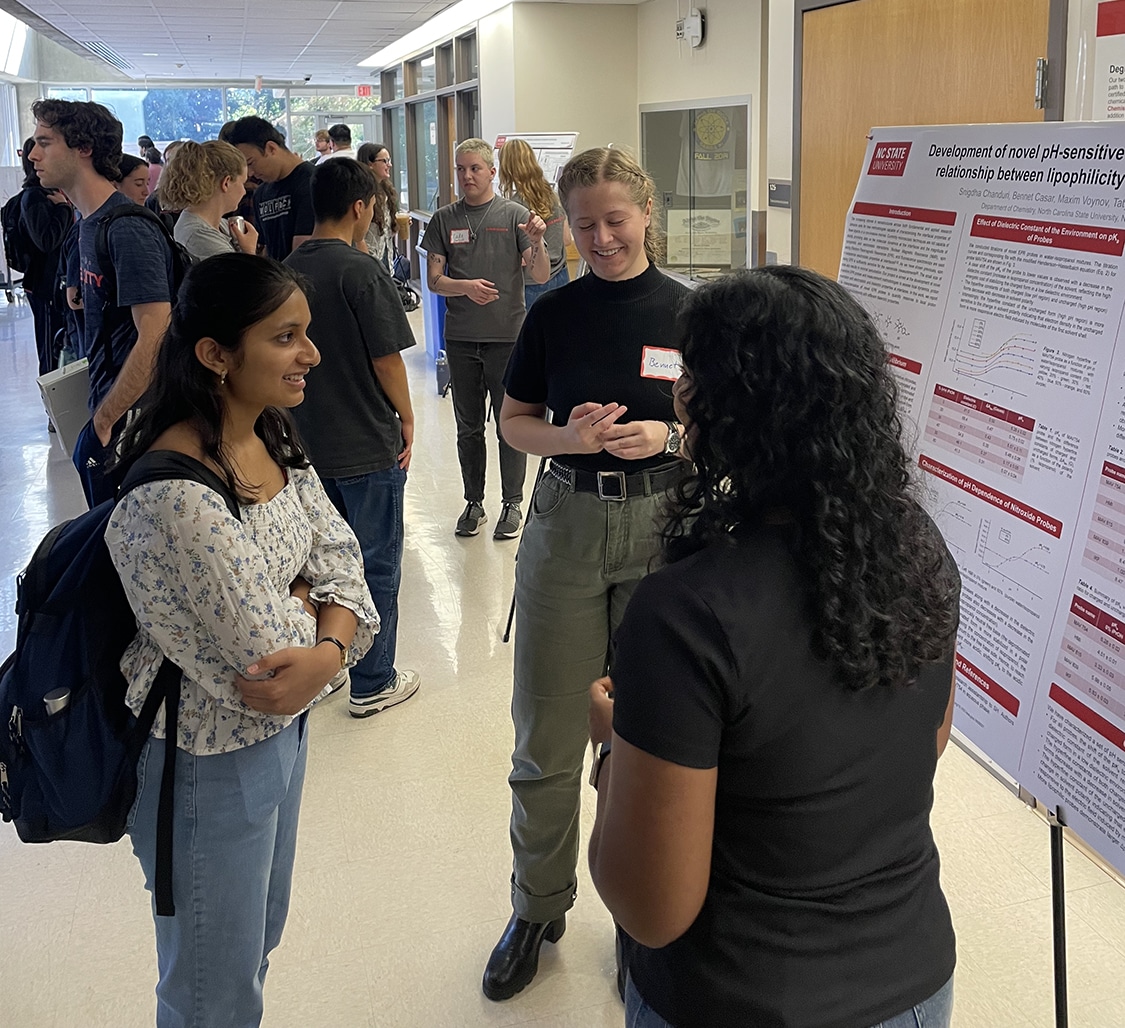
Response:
[79,41,133,73]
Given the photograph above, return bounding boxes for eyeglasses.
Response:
[374,157,391,165]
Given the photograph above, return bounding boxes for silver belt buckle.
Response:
[597,470,627,501]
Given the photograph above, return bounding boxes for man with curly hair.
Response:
[29,99,174,506]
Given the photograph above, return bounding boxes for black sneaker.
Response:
[455,501,487,536]
[493,503,522,539]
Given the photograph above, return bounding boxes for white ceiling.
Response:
[4,0,463,84]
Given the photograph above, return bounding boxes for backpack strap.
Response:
[90,205,180,374]
[117,451,242,917]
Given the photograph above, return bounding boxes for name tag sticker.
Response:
[449,228,470,245]
[640,346,683,381]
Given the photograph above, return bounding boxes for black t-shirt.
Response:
[283,239,415,478]
[253,161,315,260]
[504,263,690,473]
[78,193,175,413]
[612,521,959,1028]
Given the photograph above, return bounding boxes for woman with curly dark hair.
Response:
[587,266,962,1028]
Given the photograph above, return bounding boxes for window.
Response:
[437,43,454,89]
[382,68,403,103]
[456,33,478,83]
[385,106,408,209]
[89,88,224,149]
[47,87,88,102]
[412,99,439,211]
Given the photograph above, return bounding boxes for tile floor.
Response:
[0,299,1123,1027]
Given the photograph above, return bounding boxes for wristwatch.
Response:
[662,421,681,456]
[317,636,348,671]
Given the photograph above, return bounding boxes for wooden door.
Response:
[798,0,1052,278]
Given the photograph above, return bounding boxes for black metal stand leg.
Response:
[1049,812,1069,1028]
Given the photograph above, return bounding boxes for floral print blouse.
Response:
[105,463,379,755]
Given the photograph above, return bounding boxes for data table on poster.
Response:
[923,385,1033,483]
[1083,461,1125,590]
[1055,595,1125,721]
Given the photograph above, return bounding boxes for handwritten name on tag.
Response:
[640,346,683,381]
[449,228,470,244]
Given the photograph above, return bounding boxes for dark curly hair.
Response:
[112,253,310,502]
[31,99,122,181]
[664,266,959,691]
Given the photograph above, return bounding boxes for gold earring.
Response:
[220,372,227,386]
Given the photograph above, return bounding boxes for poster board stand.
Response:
[1048,806,1069,1027]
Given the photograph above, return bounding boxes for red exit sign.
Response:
[356,84,373,98]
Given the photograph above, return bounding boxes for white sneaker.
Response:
[349,669,421,718]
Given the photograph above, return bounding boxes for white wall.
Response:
[479,5,517,146]
[766,0,794,263]
[512,3,638,151]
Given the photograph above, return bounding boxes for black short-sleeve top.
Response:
[611,520,959,1028]
[504,263,690,474]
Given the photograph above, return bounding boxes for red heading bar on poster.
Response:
[888,353,922,375]
[1098,0,1125,36]
[933,384,1035,431]
[853,201,956,225]
[918,454,1063,537]
[1050,683,1125,750]
[1102,460,1125,486]
[1070,594,1125,645]
[957,653,1021,716]
[971,215,1125,256]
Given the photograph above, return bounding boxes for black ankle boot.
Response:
[482,912,566,1001]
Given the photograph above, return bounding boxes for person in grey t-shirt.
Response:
[160,140,259,261]
[421,137,549,540]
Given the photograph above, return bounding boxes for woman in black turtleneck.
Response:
[485,147,692,1002]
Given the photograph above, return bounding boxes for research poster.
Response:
[838,122,1125,875]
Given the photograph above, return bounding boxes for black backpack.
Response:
[2,190,34,274]
[0,451,240,917]
[94,203,194,305]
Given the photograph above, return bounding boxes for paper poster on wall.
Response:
[493,133,578,185]
[1094,0,1125,119]
[838,123,1125,876]
[666,209,732,266]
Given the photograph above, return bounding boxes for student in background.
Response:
[160,140,259,260]
[284,158,420,719]
[146,139,186,232]
[115,154,151,205]
[30,99,174,506]
[588,267,960,1028]
[421,137,549,540]
[356,141,398,269]
[312,128,331,163]
[17,135,73,376]
[499,138,571,309]
[228,116,314,259]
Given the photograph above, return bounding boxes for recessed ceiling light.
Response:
[143,52,159,56]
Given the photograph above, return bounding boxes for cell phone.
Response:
[231,216,246,233]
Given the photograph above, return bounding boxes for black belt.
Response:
[548,460,687,501]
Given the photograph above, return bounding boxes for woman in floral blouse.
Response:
[105,253,379,1027]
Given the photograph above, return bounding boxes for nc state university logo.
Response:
[868,141,912,176]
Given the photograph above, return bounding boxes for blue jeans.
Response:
[524,265,569,309]
[624,973,954,1028]
[321,464,406,695]
[127,717,308,1028]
